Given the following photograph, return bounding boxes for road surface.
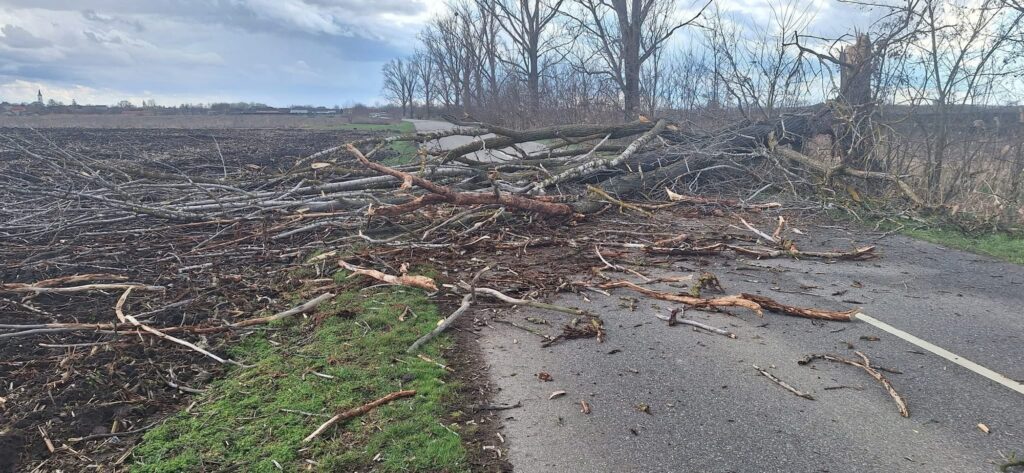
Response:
[405,118,545,163]
[408,119,1024,473]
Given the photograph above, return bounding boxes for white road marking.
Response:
[855,312,1024,396]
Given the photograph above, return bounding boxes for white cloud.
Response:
[0,24,53,48]
[234,0,352,36]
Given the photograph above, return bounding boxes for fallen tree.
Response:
[0,115,909,471]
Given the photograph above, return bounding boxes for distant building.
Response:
[37,90,43,105]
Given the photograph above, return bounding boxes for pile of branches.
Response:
[1,105,919,242]
[0,105,902,315]
[0,112,895,370]
[0,109,904,468]
[0,113,885,336]
[0,106,907,351]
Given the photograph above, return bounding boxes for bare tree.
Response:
[702,1,814,120]
[493,0,567,117]
[381,58,419,118]
[412,49,436,118]
[882,0,1024,198]
[567,0,709,120]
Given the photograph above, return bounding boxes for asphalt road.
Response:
[408,119,1024,473]
[405,118,545,163]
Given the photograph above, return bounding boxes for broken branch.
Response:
[303,390,417,442]
[346,143,574,216]
[339,260,438,292]
[407,293,473,353]
[798,352,908,417]
[754,364,815,400]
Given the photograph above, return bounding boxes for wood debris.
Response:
[339,260,438,291]
[0,112,921,470]
[657,308,737,338]
[799,352,909,417]
[753,364,814,400]
[303,390,417,442]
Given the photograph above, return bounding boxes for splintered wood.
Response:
[339,260,438,291]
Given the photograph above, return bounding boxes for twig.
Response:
[280,409,331,418]
[753,364,814,400]
[471,287,587,316]
[645,242,876,260]
[115,288,235,366]
[798,352,909,417]
[738,217,778,244]
[655,311,737,338]
[38,426,55,453]
[232,293,335,328]
[407,293,473,353]
[68,422,158,443]
[0,283,166,295]
[586,185,654,217]
[492,318,555,342]
[303,390,416,442]
[600,280,763,314]
[417,353,454,372]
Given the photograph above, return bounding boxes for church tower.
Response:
[37,89,43,105]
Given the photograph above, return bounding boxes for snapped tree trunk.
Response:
[837,34,875,170]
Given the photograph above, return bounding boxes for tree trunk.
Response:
[528,38,540,118]
[622,50,641,120]
[837,34,875,169]
[619,1,642,121]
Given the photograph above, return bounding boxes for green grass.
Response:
[131,278,467,473]
[334,121,418,165]
[341,122,416,134]
[898,225,1024,265]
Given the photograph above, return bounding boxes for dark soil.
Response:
[0,127,378,473]
[448,321,515,473]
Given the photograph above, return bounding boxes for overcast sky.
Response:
[0,0,874,107]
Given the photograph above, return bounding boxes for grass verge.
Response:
[131,275,467,472]
[340,121,418,165]
[894,224,1024,265]
[341,122,416,134]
